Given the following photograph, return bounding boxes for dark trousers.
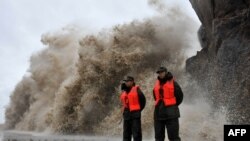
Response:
[123,118,142,141]
[154,118,181,141]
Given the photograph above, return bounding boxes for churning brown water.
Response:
[4,1,228,140]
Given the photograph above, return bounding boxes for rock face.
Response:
[187,0,250,124]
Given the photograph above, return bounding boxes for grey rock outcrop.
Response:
[187,0,250,123]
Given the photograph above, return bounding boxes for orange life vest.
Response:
[153,79,176,106]
[120,86,141,111]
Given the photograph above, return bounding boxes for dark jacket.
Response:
[121,83,146,120]
[153,72,183,120]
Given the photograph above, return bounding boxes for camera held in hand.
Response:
[121,83,126,91]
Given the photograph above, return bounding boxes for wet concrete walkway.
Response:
[2,131,121,141]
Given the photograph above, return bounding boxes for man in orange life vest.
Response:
[120,76,146,141]
[153,67,183,141]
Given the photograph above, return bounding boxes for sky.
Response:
[0,0,200,124]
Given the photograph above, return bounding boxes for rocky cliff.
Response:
[187,0,250,123]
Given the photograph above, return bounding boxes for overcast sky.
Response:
[0,0,200,124]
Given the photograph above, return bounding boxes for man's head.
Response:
[123,76,134,87]
[156,66,167,79]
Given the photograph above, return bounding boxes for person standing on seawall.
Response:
[153,67,183,141]
[120,76,146,141]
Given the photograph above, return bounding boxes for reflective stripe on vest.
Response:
[153,79,176,106]
[120,86,141,111]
